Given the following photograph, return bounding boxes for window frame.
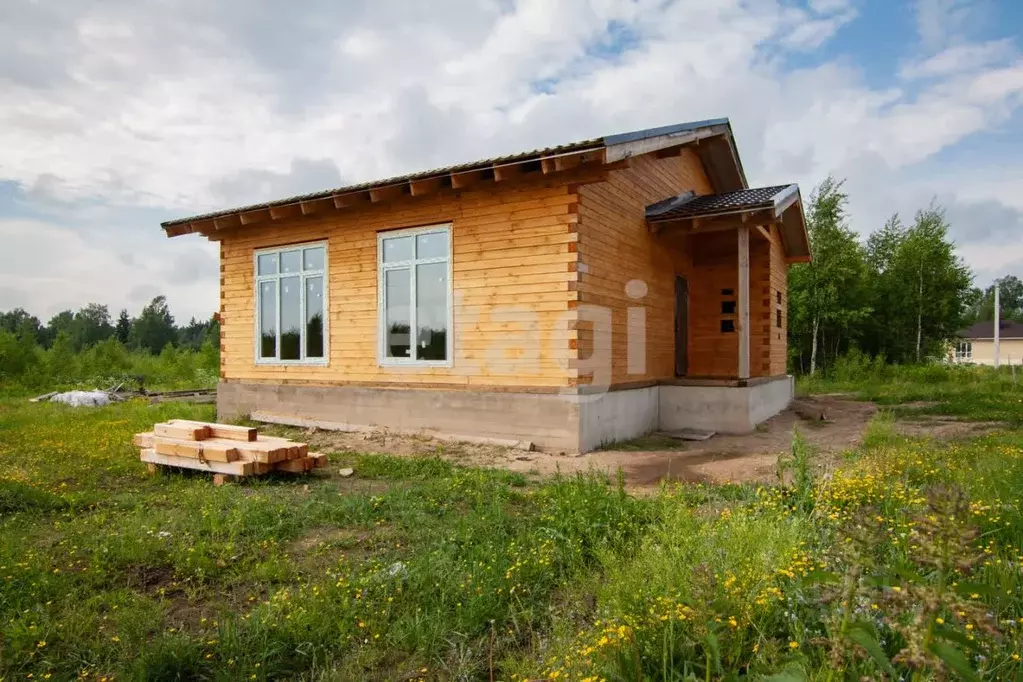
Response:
[956,340,972,361]
[377,223,454,368]
[252,240,329,366]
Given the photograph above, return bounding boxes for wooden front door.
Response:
[675,275,688,377]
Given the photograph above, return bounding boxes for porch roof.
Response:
[645,184,811,263]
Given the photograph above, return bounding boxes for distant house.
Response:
[953,320,1023,365]
[160,118,811,452]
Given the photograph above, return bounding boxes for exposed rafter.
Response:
[409,177,442,196]
[450,169,483,189]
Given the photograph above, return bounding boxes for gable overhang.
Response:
[646,184,811,263]
[603,119,747,192]
[160,118,749,240]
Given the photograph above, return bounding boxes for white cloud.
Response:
[913,0,982,50]
[0,218,218,321]
[900,39,1016,79]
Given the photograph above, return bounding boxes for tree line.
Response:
[0,295,217,355]
[0,295,219,389]
[788,176,1004,374]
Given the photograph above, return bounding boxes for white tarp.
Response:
[50,391,111,407]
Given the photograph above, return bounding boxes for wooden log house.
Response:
[161,118,811,452]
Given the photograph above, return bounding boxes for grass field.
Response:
[1,371,1022,680]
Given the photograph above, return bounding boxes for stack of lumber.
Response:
[133,419,326,479]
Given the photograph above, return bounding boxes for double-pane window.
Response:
[255,243,327,363]
[378,226,451,364]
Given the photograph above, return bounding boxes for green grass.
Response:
[2,384,1023,680]
[799,360,1023,423]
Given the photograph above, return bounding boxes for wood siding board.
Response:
[220,178,581,387]
[575,149,784,384]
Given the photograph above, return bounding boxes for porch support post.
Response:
[737,225,750,379]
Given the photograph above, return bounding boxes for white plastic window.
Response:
[254,242,327,364]
[377,225,452,365]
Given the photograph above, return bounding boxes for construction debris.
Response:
[30,385,215,405]
[134,419,327,483]
[50,391,111,407]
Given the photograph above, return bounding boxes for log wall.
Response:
[218,173,591,388]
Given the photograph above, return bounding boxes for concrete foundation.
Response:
[659,376,794,434]
[578,387,660,452]
[220,375,793,453]
[218,381,582,452]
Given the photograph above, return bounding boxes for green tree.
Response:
[0,308,42,344]
[70,303,114,351]
[864,206,972,362]
[46,330,77,380]
[42,310,75,349]
[787,177,872,374]
[131,296,176,355]
[81,338,130,378]
[965,275,1023,323]
[177,316,217,351]
[0,327,39,382]
[904,206,973,360]
[115,309,132,344]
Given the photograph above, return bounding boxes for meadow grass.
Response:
[798,357,1023,424]
[1,386,1022,681]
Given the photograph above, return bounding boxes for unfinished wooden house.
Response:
[161,118,810,452]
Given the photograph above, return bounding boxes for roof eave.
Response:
[160,117,747,238]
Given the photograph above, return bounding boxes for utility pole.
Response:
[994,280,1001,370]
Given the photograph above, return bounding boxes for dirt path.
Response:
[277,397,897,490]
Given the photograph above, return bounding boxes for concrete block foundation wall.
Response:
[219,377,793,453]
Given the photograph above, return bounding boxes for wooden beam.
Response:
[737,225,750,380]
[299,197,334,216]
[451,170,482,189]
[332,191,369,209]
[369,184,404,203]
[268,204,301,221]
[213,215,241,230]
[409,177,442,196]
[540,157,557,174]
[554,154,582,172]
[239,208,271,225]
[691,220,742,235]
[755,224,780,245]
[742,209,778,226]
[493,164,521,182]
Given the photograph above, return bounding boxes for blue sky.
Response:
[2,0,1023,321]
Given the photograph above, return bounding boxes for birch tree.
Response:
[787,177,871,373]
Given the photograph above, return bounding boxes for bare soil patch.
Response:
[277,397,1009,492]
[284,397,883,490]
[894,415,1004,439]
[287,523,404,568]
